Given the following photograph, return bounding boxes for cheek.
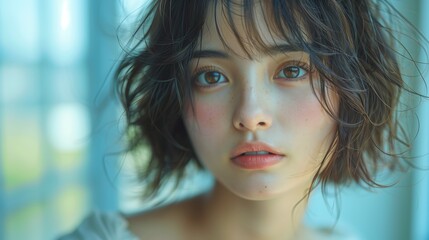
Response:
[292,85,338,128]
[184,100,226,137]
[183,99,230,168]
[282,91,337,160]
[283,93,328,127]
[293,102,315,122]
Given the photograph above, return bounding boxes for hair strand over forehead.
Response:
[115,0,425,201]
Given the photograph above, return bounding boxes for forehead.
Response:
[199,0,305,57]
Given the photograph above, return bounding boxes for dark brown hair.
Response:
[116,0,421,199]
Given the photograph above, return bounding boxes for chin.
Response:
[223,174,310,202]
[228,181,283,201]
[236,192,278,201]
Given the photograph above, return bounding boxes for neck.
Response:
[198,182,309,240]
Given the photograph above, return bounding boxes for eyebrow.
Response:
[191,44,300,59]
[192,49,229,59]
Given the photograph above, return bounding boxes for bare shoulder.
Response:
[124,196,203,240]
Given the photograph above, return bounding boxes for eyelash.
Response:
[192,66,228,88]
[192,61,311,88]
[273,61,311,81]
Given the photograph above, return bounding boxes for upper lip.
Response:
[230,142,284,159]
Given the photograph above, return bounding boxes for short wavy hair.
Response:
[116,0,418,199]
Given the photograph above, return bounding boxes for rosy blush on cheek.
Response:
[185,100,226,137]
[300,100,327,124]
[302,95,337,130]
[285,93,326,127]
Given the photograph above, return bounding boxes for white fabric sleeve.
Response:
[57,212,139,240]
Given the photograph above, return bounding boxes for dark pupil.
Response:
[204,71,221,83]
[283,67,300,78]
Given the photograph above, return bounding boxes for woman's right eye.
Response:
[194,71,228,87]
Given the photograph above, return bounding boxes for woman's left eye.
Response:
[274,65,308,80]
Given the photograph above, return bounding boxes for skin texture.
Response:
[128,2,339,240]
[183,2,338,206]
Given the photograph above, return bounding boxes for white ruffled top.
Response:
[58,212,138,240]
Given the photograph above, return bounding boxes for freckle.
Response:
[264,186,267,189]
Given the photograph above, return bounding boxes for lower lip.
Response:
[231,154,283,170]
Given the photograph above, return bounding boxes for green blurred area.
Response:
[4,185,88,240]
[1,97,89,239]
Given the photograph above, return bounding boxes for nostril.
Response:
[236,121,269,130]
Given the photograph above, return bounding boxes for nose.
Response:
[232,85,273,132]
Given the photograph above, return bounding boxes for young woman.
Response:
[60,0,424,239]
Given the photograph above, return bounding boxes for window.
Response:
[0,0,120,239]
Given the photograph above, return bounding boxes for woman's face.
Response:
[182,3,338,200]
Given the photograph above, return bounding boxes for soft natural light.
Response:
[48,103,90,151]
[0,1,428,240]
[0,0,39,61]
[47,0,86,65]
[60,0,71,31]
[0,0,112,239]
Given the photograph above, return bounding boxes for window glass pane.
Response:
[0,0,40,62]
[2,107,43,190]
[5,202,44,240]
[48,103,90,170]
[0,0,117,239]
[48,67,88,103]
[53,185,89,237]
[4,185,88,240]
[0,64,41,105]
[45,0,87,65]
